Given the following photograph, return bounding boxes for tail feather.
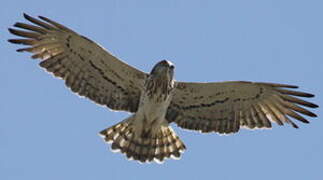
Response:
[99,120,186,163]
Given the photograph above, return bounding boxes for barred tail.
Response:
[99,120,186,163]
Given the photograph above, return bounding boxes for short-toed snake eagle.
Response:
[8,14,318,163]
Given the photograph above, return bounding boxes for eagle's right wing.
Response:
[167,81,318,134]
[8,14,148,112]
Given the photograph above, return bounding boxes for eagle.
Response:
[8,14,318,163]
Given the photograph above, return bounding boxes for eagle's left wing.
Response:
[8,14,148,112]
[166,81,318,134]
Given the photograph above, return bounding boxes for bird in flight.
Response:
[8,14,318,163]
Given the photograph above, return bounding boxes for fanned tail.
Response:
[99,119,186,163]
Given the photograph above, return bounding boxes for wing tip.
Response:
[310,103,319,108]
[16,48,26,52]
[7,38,15,43]
[277,89,316,98]
[13,22,20,28]
[303,93,315,98]
[23,12,31,20]
[8,28,24,36]
[305,102,319,108]
[309,112,317,118]
[8,28,15,34]
[38,15,46,20]
[259,82,299,88]
[291,123,299,129]
[23,13,40,23]
[283,84,299,88]
[7,28,22,37]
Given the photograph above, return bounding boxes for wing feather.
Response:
[281,95,318,108]
[166,81,318,134]
[253,104,272,128]
[8,39,38,45]
[23,13,56,30]
[8,14,148,112]
[14,22,47,34]
[8,28,40,38]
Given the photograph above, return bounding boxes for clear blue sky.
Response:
[1,0,322,180]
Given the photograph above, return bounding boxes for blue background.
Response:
[1,0,322,179]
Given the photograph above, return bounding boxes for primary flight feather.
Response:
[8,14,318,163]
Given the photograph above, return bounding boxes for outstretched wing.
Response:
[166,81,318,134]
[8,14,148,112]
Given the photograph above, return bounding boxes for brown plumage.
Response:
[8,14,318,163]
[99,117,185,163]
[167,81,318,133]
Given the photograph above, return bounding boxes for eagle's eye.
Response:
[169,65,174,70]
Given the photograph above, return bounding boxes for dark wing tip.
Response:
[258,82,299,88]
[289,85,299,88]
[309,103,319,108]
[8,28,18,37]
[296,91,315,98]
[8,28,22,37]
[16,48,25,52]
[8,28,21,35]
[23,13,31,19]
[291,122,299,128]
[8,39,16,43]
[277,89,316,98]
[7,39,23,48]
[38,15,46,20]
[305,102,318,108]
[306,93,315,98]
[8,28,15,34]
[282,84,299,88]
[297,117,310,124]
[13,22,20,27]
[37,15,52,24]
[309,112,317,118]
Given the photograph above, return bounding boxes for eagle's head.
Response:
[150,60,175,81]
[146,60,175,98]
